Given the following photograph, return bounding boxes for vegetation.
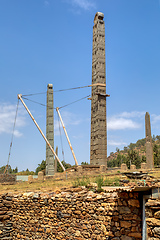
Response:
[35,160,46,175]
[95,175,104,192]
[108,135,160,169]
[81,161,89,165]
[16,169,35,175]
[57,160,72,172]
[72,176,90,188]
[0,165,18,174]
[2,134,160,175]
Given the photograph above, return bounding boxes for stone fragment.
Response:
[153,227,160,235]
[128,199,140,207]
[146,218,160,226]
[128,232,142,238]
[155,211,160,218]
[120,221,131,228]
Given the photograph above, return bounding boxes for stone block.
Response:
[130,165,136,170]
[28,175,33,182]
[100,165,106,172]
[77,166,83,173]
[121,164,128,171]
[141,162,147,170]
[38,171,44,181]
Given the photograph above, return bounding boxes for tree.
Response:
[57,160,72,172]
[35,160,46,175]
[12,167,18,173]
[152,135,156,142]
[156,135,160,142]
[123,146,128,153]
[153,144,160,166]
[81,161,89,165]
[116,147,120,152]
[128,143,136,150]
[126,150,141,169]
[110,152,114,156]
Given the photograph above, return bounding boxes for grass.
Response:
[1,167,160,194]
[72,176,90,188]
[0,178,73,194]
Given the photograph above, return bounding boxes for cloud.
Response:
[151,114,160,129]
[44,0,49,6]
[107,111,144,131]
[65,0,96,11]
[108,117,141,131]
[0,103,26,137]
[108,139,127,146]
[119,111,145,119]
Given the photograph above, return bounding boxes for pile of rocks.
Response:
[0,174,16,184]
[146,199,160,239]
[0,188,142,240]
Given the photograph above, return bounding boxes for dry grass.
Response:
[1,168,160,194]
[0,178,73,194]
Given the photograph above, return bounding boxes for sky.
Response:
[0,0,160,171]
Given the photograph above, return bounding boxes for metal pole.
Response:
[56,107,78,166]
[18,94,65,172]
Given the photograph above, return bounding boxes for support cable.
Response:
[22,95,90,110]
[5,99,19,174]
[58,95,90,109]
[57,111,65,162]
[21,83,105,96]
[22,96,47,107]
[22,92,46,97]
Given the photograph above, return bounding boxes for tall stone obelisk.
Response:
[145,112,154,169]
[90,12,108,167]
[46,84,54,175]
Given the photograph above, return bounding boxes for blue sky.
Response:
[0,0,160,171]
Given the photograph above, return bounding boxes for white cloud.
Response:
[119,111,145,119]
[108,139,127,146]
[150,114,160,129]
[108,117,141,130]
[65,0,96,11]
[0,103,26,137]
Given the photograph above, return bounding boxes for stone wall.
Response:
[0,188,142,239]
[146,198,160,239]
[0,174,16,184]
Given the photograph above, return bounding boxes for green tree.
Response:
[127,150,141,169]
[81,161,89,165]
[57,160,72,172]
[35,160,46,175]
[123,146,128,153]
[128,143,136,150]
[116,147,120,152]
[153,144,160,166]
[12,167,18,173]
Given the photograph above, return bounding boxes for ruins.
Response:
[145,112,154,169]
[46,84,54,175]
[90,12,109,167]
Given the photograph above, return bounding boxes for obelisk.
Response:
[145,112,154,169]
[46,84,54,175]
[90,12,108,167]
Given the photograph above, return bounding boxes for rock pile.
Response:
[0,188,142,240]
[0,174,16,184]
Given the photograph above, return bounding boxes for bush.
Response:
[72,176,90,188]
[95,175,104,192]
